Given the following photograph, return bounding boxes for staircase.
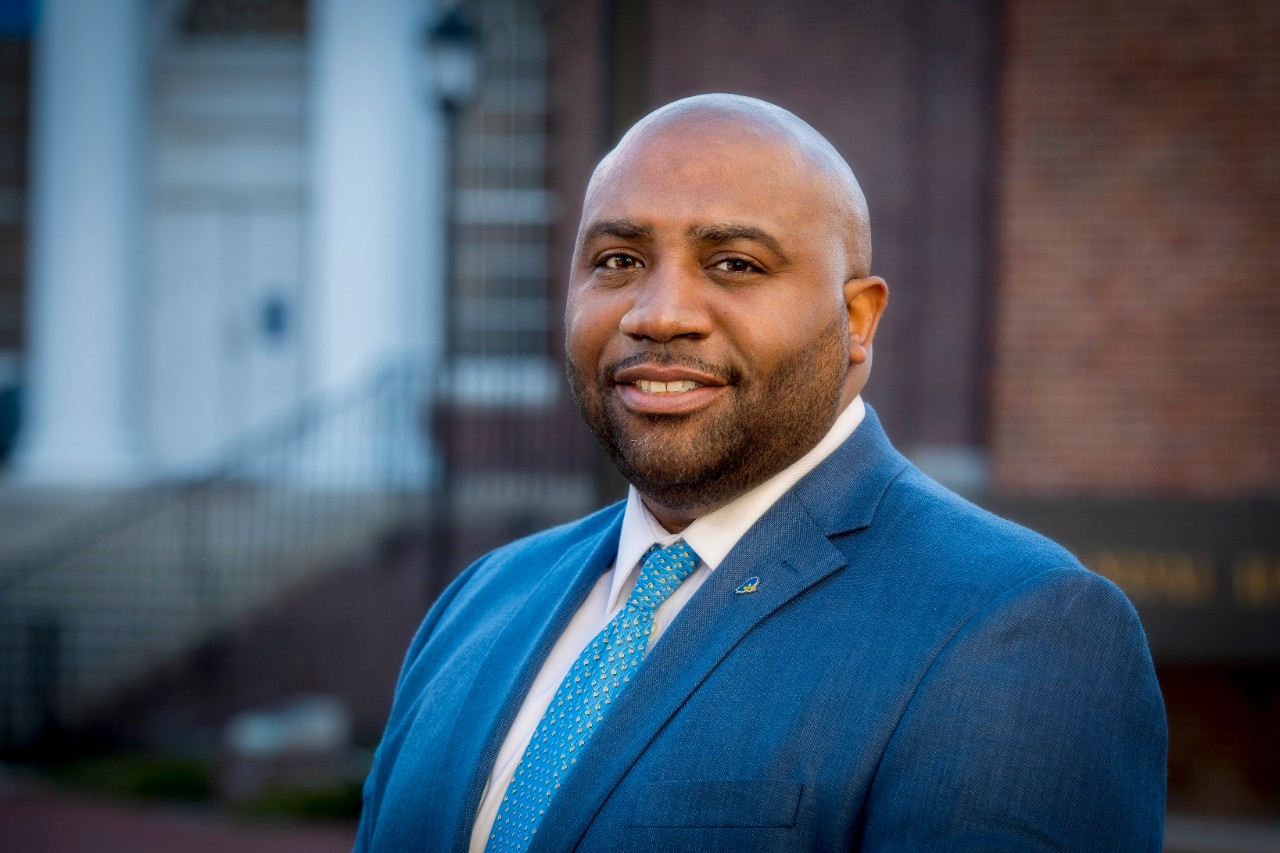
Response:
[0,363,432,750]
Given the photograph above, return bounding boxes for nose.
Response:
[618,263,712,343]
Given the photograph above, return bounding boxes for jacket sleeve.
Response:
[859,565,1167,852]
[354,552,493,852]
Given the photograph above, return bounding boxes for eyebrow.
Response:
[577,218,790,264]
[689,222,790,263]
[579,218,653,251]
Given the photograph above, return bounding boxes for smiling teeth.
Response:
[636,379,700,393]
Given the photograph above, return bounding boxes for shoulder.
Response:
[872,462,1088,586]
[392,500,624,671]
[798,409,1088,596]
[462,499,625,585]
[422,499,625,628]
[818,459,1151,655]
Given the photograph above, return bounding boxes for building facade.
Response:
[0,0,1276,820]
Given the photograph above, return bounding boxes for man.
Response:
[356,94,1167,852]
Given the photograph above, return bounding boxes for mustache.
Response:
[604,350,740,385]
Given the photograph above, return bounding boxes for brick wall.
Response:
[993,0,1280,496]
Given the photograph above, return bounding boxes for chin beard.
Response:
[595,408,759,518]
[567,317,849,520]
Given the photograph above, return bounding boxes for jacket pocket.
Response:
[630,779,803,828]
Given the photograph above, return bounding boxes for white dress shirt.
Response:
[468,396,867,852]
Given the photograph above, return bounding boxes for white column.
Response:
[307,0,445,486]
[309,0,444,392]
[12,0,148,485]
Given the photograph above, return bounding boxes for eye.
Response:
[597,252,643,270]
[711,257,762,274]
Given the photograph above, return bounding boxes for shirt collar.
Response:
[609,395,866,610]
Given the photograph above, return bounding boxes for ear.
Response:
[843,276,888,365]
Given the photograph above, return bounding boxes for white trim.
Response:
[440,357,560,408]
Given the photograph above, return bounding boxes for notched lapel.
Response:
[529,494,848,853]
[434,516,623,852]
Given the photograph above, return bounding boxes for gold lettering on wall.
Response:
[1232,554,1280,609]
[1086,550,1217,606]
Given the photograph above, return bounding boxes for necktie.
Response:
[485,540,700,853]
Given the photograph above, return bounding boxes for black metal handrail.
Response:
[0,360,430,595]
[0,358,434,750]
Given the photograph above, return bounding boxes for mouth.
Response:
[611,363,729,416]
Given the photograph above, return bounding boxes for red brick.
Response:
[993,0,1280,496]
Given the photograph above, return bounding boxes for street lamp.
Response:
[421,5,480,364]
[425,7,482,118]
[421,6,480,600]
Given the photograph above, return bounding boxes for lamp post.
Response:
[426,7,482,116]
[422,6,480,364]
[421,6,480,598]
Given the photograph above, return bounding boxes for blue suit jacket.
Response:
[357,409,1167,851]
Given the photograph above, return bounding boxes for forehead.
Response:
[579,122,835,242]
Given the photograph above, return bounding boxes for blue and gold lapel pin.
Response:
[735,576,760,595]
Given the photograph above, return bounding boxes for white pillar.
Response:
[309,0,444,392]
[307,0,445,486]
[12,0,148,485]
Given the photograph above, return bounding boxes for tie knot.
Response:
[627,541,699,612]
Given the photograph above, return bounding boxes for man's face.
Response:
[565,122,865,526]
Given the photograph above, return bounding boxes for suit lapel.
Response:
[529,409,909,852]
[430,509,624,852]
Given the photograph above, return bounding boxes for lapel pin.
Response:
[735,576,760,595]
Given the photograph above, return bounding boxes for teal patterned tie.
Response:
[485,541,700,853]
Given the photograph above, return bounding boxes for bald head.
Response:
[565,94,889,528]
[586,94,873,278]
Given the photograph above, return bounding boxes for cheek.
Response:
[721,297,814,345]
[565,293,621,365]
[722,298,847,371]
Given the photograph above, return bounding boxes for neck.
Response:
[634,393,868,537]
[641,497,694,534]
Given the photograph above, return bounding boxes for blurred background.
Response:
[0,0,1275,850]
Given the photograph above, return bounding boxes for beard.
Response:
[567,315,851,520]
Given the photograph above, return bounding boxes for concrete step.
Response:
[0,485,425,744]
